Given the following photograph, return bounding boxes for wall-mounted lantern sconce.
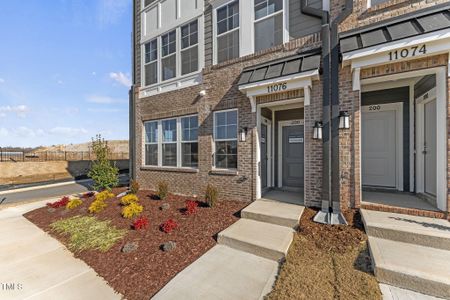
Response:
[339,111,350,129]
[313,121,323,140]
[240,127,248,142]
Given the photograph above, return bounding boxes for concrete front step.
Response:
[368,237,450,299]
[241,199,304,229]
[217,219,294,262]
[361,209,450,251]
[380,284,446,300]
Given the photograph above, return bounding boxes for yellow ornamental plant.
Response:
[121,194,139,206]
[89,199,107,213]
[122,202,143,219]
[95,190,115,202]
[66,198,83,210]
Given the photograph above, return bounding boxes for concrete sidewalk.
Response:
[0,200,121,300]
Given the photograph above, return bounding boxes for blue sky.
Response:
[0,0,132,147]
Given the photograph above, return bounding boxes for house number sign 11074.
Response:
[388,44,426,61]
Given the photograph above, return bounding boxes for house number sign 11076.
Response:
[388,44,426,61]
[267,82,287,93]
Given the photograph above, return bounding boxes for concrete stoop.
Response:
[217,218,294,262]
[380,284,446,300]
[241,199,304,228]
[362,209,450,299]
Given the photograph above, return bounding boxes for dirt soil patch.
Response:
[266,208,381,300]
[24,188,247,300]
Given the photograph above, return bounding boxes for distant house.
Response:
[129,0,450,218]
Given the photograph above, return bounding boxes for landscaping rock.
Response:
[122,242,138,253]
[60,210,69,216]
[160,203,170,211]
[162,241,176,252]
[117,191,129,198]
[47,208,56,213]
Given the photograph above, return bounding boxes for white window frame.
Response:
[253,0,286,53]
[213,109,239,170]
[213,0,240,65]
[144,38,159,86]
[161,118,178,166]
[143,121,159,166]
[180,115,199,168]
[180,20,200,76]
[143,114,199,169]
[161,29,177,82]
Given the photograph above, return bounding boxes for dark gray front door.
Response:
[282,125,304,189]
[261,123,268,189]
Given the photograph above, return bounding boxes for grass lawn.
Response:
[266,208,381,300]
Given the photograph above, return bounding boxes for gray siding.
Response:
[204,1,213,67]
[135,0,142,86]
[289,0,322,40]
[362,87,410,192]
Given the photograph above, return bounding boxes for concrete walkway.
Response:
[0,200,121,300]
[362,209,450,299]
[153,198,304,299]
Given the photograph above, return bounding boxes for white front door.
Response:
[362,105,399,188]
[424,99,437,196]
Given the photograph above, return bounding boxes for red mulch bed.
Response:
[24,188,247,300]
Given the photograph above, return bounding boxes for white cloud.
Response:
[0,78,5,84]
[13,126,36,138]
[86,95,126,104]
[97,0,130,27]
[88,108,122,113]
[57,80,64,85]
[92,72,97,76]
[0,128,8,137]
[49,127,88,137]
[109,72,131,87]
[0,105,29,118]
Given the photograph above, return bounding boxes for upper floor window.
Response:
[144,39,158,86]
[254,0,283,52]
[181,20,199,75]
[216,1,240,64]
[214,109,238,170]
[144,0,158,8]
[161,30,177,81]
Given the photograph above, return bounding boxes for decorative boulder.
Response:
[162,241,176,252]
[121,242,138,253]
[47,208,56,213]
[160,203,170,211]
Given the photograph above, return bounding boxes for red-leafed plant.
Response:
[47,196,70,208]
[160,219,178,233]
[133,216,149,230]
[184,200,198,215]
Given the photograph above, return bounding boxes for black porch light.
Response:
[313,121,323,140]
[339,111,350,129]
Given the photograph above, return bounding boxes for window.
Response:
[144,121,158,166]
[216,1,240,64]
[254,0,283,52]
[144,39,158,86]
[162,119,177,166]
[181,116,199,167]
[181,20,199,75]
[214,110,238,169]
[144,115,199,169]
[161,30,177,81]
[144,0,157,8]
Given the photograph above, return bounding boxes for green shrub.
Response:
[129,179,140,195]
[50,216,126,252]
[205,184,218,208]
[157,181,169,200]
[87,135,119,191]
[122,202,143,219]
[89,199,107,214]
[121,194,139,206]
[66,198,83,210]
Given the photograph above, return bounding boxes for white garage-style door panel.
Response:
[424,99,437,196]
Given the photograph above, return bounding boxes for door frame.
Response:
[416,87,437,196]
[261,116,272,192]
[361,102,403,191]
[278,119,305,188]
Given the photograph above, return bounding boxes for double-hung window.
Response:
[214,110,238,169]
[144,121,158,166]
[254,0,283,52]
[162,119,177,166]
[181,116,199,168]
[216,1,240,64]
[161,30,177,81]
[181,20,199,75]
[144,39,158,86]
[144,115,199,168]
